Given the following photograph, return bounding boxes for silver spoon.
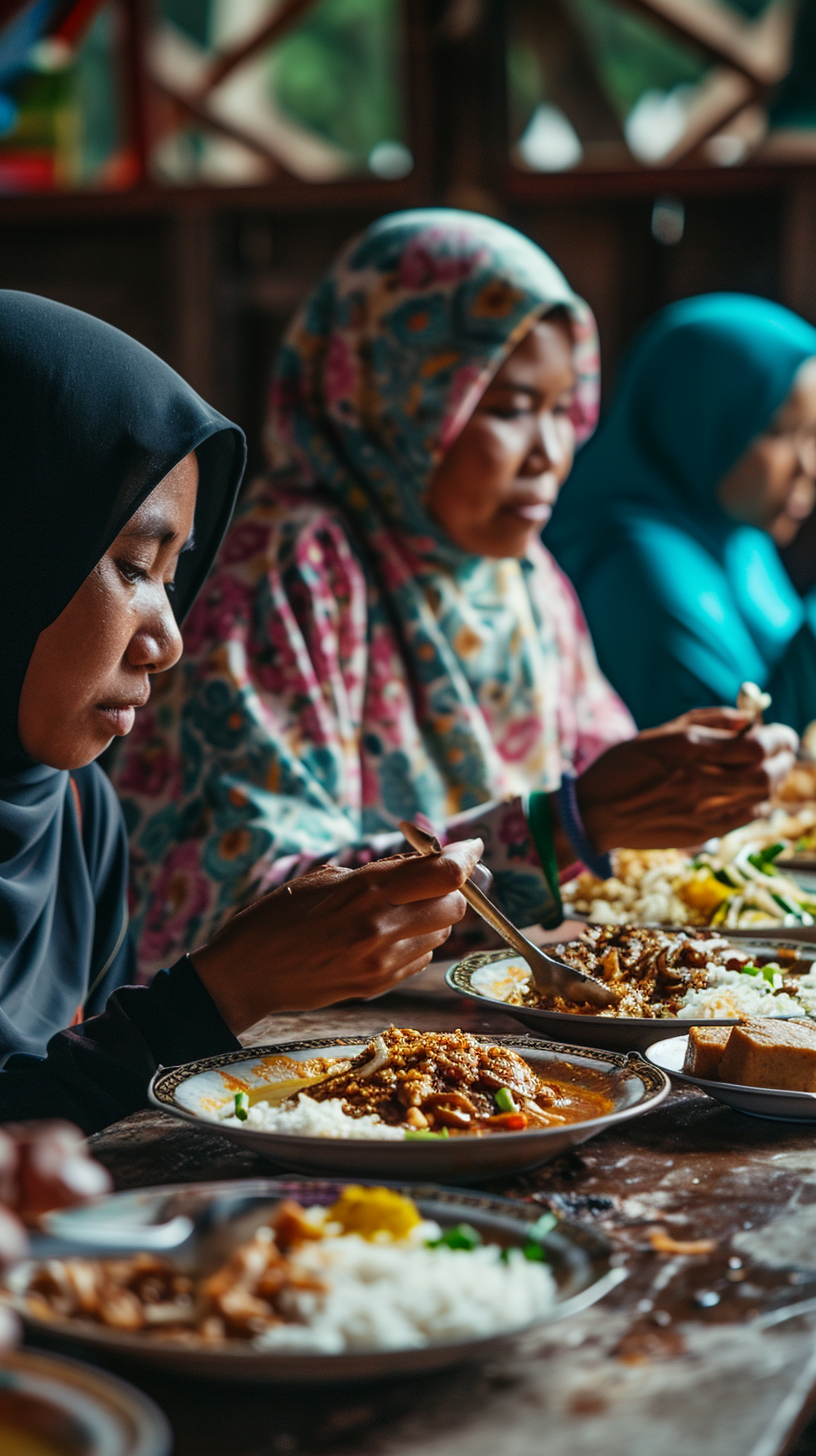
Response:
[399,820,618,1009]
[27,1192,282,1269]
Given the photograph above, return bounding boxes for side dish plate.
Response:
[645,1035,816,1122]
[0,1347,170,1455]
[446,940,816,1052]
[5,1177,627,1382]
[148,1035,669,1181]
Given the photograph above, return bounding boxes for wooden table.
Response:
[60,966,816,1455]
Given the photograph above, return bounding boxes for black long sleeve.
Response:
[0,957,240,1134]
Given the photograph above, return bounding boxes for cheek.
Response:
[443,425,527,510]
[756,442,801,507]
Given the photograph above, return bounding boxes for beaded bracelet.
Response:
[555,773,612,881]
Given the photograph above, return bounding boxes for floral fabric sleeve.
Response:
[110,492,558,980]
[529,543,636,774]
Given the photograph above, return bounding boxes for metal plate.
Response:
[0,1347,171,1455]
[5,1178,627,1383]
[446,938,816,1052]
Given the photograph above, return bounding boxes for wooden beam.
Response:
[513,0,626,146]
[654,66,758,167]
[196,0,320,98]
[618,0,795,87]
[151,78,295,181]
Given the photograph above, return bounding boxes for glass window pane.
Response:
[150,0,410,186]
[0,1,129,193]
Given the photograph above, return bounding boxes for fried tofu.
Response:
[683,1025,732,1080]
[717,1017,816,1091]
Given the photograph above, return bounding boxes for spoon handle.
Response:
[399,820,541,961]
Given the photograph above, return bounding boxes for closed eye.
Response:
[116,559,148,586]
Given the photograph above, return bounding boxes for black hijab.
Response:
[0,291,245,1061]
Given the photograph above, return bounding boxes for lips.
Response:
[501,498,554,524]
[95,691,149,736]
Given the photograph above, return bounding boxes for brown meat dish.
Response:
[504,926,800,1018]
[20,1201,331,1345]
[305,1028,613,1132]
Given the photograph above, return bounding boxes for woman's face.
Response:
[717,357,816,547]
[18,453,198,771]
[426,314,577,558]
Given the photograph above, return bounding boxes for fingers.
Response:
[3,1122,111,1223]
[375,839,483,905]
[679,707,755,733]
[348,929,452,996]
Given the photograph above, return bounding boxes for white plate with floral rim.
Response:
[147,1034,669,1182]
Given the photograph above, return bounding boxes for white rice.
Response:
[479,956,816,1022]
[254,1233,557,1352]
[220,1093,405,1140]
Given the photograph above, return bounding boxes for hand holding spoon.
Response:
[399,820,618,1009]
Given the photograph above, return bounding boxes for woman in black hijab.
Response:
[0,291,482,1133]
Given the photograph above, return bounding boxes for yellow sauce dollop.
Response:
[328,1186,421,1241]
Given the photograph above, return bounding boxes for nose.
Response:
[126,594,184,674]
[526,411,569,475]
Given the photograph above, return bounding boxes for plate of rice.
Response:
[447,928,816,1051]
[148,1031,669,1181]
[4,1178,626,1381]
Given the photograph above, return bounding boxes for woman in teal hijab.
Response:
[546,294,816,732]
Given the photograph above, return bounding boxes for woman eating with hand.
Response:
[107,210,797,979]
[547,293,816,732]
[0,289,481,1134]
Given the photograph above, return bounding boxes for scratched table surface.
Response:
[36,962,816,1456]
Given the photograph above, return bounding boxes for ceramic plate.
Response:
[0,1347,170,1454]
[6,1177,627,1382]
[446,939,816,1053]
[646,1035,816,1122]
[564,867,816,939]
[148,1034,669,1181]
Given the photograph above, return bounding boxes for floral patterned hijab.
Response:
[265,208,600,810]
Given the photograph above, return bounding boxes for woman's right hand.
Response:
[574,709,798,855]
[0,1122,112,1348]
[190,840,483,1035]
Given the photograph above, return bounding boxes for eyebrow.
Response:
[483,380,577,398]
[121,510,196,552]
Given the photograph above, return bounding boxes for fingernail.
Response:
[445,837,483,857]
[59,1157,112,1197]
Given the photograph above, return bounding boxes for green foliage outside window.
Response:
[267,0,405,163]
[564,0,705,122]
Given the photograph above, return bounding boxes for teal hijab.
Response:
[547,294,816,731]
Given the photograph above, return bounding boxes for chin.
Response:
[47,733,114,772]
[482,528,539,560]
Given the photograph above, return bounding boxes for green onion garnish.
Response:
[234,1091,249,1121]
[495,1086,518,1114]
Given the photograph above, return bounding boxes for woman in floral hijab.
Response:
[109,210,792,978]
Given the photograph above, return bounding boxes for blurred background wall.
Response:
[0,0,814,479]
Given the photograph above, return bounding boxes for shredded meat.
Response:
[304,1028,609,1131]
[507,926,756,1018]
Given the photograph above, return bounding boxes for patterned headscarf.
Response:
[264,208,600,809]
